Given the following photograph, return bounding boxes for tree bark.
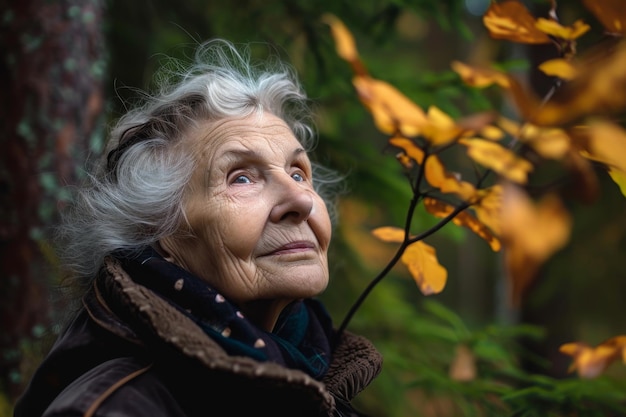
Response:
[0,0,105,400]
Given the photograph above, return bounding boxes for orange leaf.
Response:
[582,0,626,36]
[473,185,503,236]
[389,136,425,166]
[495,116,522,138]
[530,40,626,126]
[521,124,572,160]
[500,185,572,307]
[535,18,590,40]
[424,197,501,252]
[322,14,368,76]
[424,155,477,201]
[371,226,404,243]
[451,61,511,89]
[538,58,578,81]
[401,241,447,295]
[353,75,428,137]
[459,138,534,184]
[421,106,465,146]
[578,120,626,197]
[560,336,626,378]
[483,0,551,44]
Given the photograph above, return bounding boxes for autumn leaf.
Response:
[420,106,465,146]
[495,116,522,138]
[483,0,551,44]
[529,40,626,126]
[538,58,577,81]
[372,226,447,295]
[390,136,425,167]
[371,226,405,243]
[459,138,534,184]
[451,61,511,89]
[560,335,626,378]
[322,14,368,76]
[322,14,358,62]
[353,75,428,137]
[473,185,503,236]
[500,184,572,307]
[535,18,590,40]
[573,119,626,197]
[582,0,626,36]
[451,62,537,126]
[402,241,447,295]
[477,124,506,141]
[325,15,429,137]
[424,155,477,201]
[520,124,572,160]
[424,197,501,252]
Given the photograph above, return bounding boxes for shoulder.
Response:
[323,330,383,403]
[43,356,187,417]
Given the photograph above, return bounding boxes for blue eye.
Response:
[233,175,251,184]
[292,173,304,182]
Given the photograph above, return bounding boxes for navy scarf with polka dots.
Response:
[114,246,334,379]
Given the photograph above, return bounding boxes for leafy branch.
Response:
[326,0,626,380]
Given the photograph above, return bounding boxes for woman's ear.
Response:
[154,239,177,263]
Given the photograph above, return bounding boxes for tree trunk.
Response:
[0,0,105,401]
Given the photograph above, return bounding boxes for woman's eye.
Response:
[292,172,304,182]
[233,174,251,184]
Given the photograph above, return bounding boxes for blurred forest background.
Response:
[2,0,625,415]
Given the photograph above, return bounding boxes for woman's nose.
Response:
[269,173,314,223]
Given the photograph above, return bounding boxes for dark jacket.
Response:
[14,258,382,417]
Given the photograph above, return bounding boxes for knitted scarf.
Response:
[113,246,334,379]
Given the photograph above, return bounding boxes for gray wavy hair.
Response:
[56,39,340,283]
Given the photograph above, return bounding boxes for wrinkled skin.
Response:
[160,113,332,331]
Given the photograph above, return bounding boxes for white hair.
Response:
[56,39,341,285]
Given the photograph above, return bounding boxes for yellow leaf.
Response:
[582,0,626,35]
[500,185,571,307]
[322,14,365,73]
[401,241,447,295]
[371,226,404,243]
[521,125,572,159]
[353,75,428,137]
[538,58,578,81]
[459,138,534,184]
[608,169,626,197]
[530,40,626,126]
[424,155,477,201]
[496,116,522,138]
[421,106,464,146]
[535,18,590,40]
[473,185,503,236]
[389,136,425,165]
[424,197,501,252]
[479,125,506,141]
[483,0,551,44]
[560,336,626,378]
[451,61,511,89]
[579,120,626,172]
[577,120,626,198]
[449,344,477,382]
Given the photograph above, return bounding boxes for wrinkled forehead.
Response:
[189,113,301,152]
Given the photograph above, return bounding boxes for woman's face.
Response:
[160,113,331,329]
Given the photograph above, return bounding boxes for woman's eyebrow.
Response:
[220,147,307,161]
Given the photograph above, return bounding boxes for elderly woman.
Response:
[13,40,382,417]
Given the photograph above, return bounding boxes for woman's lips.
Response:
[263,241,315,256]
